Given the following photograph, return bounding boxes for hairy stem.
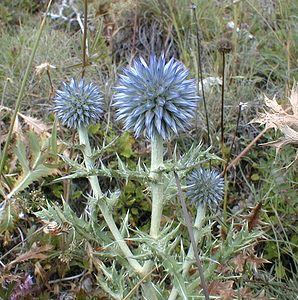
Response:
[77,126,144,276]
[149,133,164,239]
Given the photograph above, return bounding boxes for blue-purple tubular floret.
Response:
[53,78,103,129]
[186,168,224,207]
[113,54,200,140]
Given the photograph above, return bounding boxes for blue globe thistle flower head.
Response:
[53,78,103,129]
[186,168,224,207]
[113,54,200,140]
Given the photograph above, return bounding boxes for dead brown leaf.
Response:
[243,202,263,231]
[289,84,298,116]
[209,280,235,300]
[231,252,271,273]
[246,255,271,273]
[254,84,298,163]
[18,112,51,135]
[239,287,253,299]
[34,261,49,284]
[0,105,51,136]
[6,244,53,271]
[230,252,247,272]
[0,273,22,284]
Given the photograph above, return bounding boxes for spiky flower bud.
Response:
[53,78,103,129]
[113,54,200,139]
[186,168,224,206]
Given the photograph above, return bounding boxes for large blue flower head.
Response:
[53,78,103,129]
[186,168,224,207]
[113,54,200,139]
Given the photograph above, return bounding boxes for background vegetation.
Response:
[0,0,297,299]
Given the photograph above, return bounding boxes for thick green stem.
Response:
[140,134,164,299]
[77,126,144,276]
[149,134,164,239]
[168,204,206,300]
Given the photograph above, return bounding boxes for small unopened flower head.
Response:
[186,168,224,206]
[217,37,233,53]
[53,78,103,129]
[113,54,199,139]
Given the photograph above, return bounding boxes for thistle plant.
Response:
[169,168,224,300]
[50,58,229,300]
[114,54,199,240]
[1,0,281,297]
[53,78,144,276]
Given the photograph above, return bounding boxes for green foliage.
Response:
[0,202,18,234]
[7,131,58,199]
[1,0,298,299]
[96,262,125,299]
[35,200,109,244]
[0,0,44,26]
[116,132,135,159]
[0,280,15,300]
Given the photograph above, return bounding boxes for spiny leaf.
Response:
[138,225,189,299]
[28,131,41,165]
[0,106,50,135]
[15,139,29,172]
[35,201,109,243]
[162,256,189,300]
[50,118,58,154]
[90,136,118,160]
[7,132,58,199]
[0,201,17,234]
[7,164,56,199]
[243,202,264,231]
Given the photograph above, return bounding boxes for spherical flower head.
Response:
[186,168,224,207]
[113,54,200,139]
[53,78,103,129]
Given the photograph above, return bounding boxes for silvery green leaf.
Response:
[58,154,81,169]
[162,257,189,300]
[35,200,108,243]
[8,133,58,199]
[120,210,130,238]
[90,137,118,160]
[96,262,127,300]
[107,189,121,207]
[0,201,17,234]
